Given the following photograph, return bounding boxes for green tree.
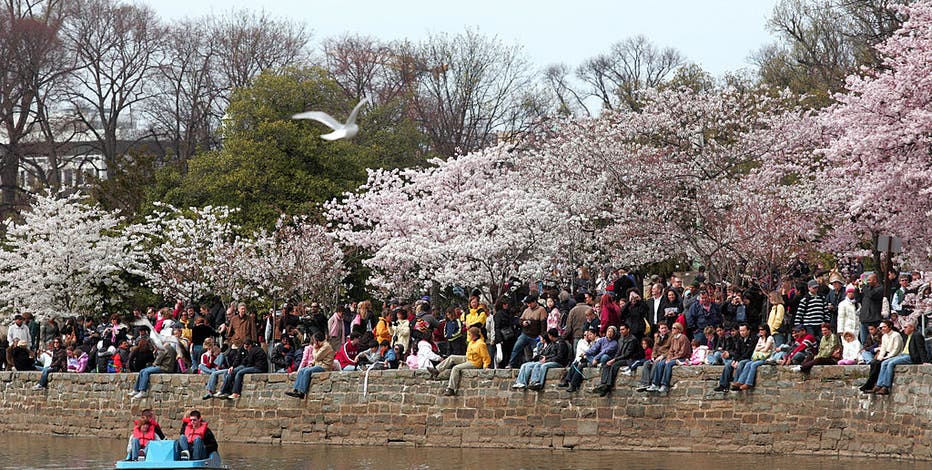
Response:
[153,66,429,231]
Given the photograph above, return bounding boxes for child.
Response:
[687,338,709,365]
[624,337,653,375]
[837,331,862,365]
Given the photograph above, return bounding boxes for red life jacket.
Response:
[184,420,209,443]
[132,426,155,447]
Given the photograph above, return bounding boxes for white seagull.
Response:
[292,96,371,141]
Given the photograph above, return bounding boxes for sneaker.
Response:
[791,365,801,372]
[621,369,633,376]
[556,382,569,388]
[214,393,229,399]
[528,382,542,391]
[512,383,526,389]
[635,385,649,392]
[589,385,607,394]
[442,388,456,396]
[658,385,669,394]
[713,385,728,392]
[229,393,240,399]
[132,391,147,399]
[201,393,213,400]
[127,390,138,397]
[33,384,45,390]
[285,390,303,398]
[180,450,190,460]
[645,384,659,392]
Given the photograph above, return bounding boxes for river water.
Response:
[1,433,923,470]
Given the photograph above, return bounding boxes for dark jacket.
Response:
[623,301,648,338]
[549,340,572,367]
[242,345,269,372]
[686,302,723,333]
[613,333,644,363]
[905,330,930,364]
[730,333,758,362]
[859,284,884,324]
[49,347,68,372]
[153,347,177,372]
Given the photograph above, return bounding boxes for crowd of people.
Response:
[3,263,931,400]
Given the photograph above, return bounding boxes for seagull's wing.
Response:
[292,111,343,130]
[345,96,371,126]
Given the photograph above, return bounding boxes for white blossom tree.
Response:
[129,203,239,303]
[0,193,146,318]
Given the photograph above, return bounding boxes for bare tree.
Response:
[0,0,73,219]
[209,9,311,92]
[576,35,685,112]
[542,63,591,117]
[410,29,537,157]
[63,0,164,170]
[146,18,220,161]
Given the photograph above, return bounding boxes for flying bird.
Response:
[292,96,371,141]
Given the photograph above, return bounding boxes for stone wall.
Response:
[1,364,930,460]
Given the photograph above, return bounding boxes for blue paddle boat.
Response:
[115,440,228,470]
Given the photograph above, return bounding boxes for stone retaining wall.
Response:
[1,364,930,460]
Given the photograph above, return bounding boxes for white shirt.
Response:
[7,322,31,348]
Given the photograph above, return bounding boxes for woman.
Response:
[374,309,394,345]
[127,418,159,461]
[352,300,378,333]
[623,290,648,339]
[127,337,155,373]
[659,289,683,329]
[734,325,775,390]
[767,291,786,348]
[463,296,488,344]
[598,293,621,336]
[391,308,411,354]
[493,299,518,369]
[545,297,561,333]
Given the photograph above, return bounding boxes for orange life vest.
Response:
[184,420,209,443]
[132,426,155,447]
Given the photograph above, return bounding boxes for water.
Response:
[1,433,924,470]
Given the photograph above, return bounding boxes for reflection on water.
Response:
[1,433,925,470]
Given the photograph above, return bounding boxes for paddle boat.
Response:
[115,440,228,470]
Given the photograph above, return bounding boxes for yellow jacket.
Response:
[374,318,392,344]
[466,338,491,369]
[768,304,784,335]
[464,306,488,344]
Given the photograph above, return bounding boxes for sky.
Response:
[143,0,780,78]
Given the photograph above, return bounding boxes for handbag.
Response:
[500,324,517,342]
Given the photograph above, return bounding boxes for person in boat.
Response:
[175,410,218,460]
[127,418,160,461]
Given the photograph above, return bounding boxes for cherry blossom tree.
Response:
[216,215,347,308]
[818,1,932,269]
[129,203,239,303]
[0,193,145,318]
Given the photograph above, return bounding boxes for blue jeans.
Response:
[294,365,325,394]
[515,361,536,385]
[175,436,206,460]
[530,361,561,385]
[736,359,766,386]
[651,359,678,387]
[205,369,227,393]
[772,334,786,349]
[129,437,146,460]
[38,367,54,387]
[876,354,911,388]
[706,351,724,365]
[135,366,165,391]
[220,366,261,395]
[861,351,874,364]
[508,333,537,368]
[719,359,749,388]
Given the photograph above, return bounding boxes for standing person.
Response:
[7,314,31,350]
[286,332,335,399]
[430,327,490,397]
[493,299,518,369]
[563,293,593,351]
[598,293,622,337]
[836,286,860,336]
[685,290,723,341]
[328,305,349,352]
[767,291,786,348]
[796,280,829,338]
[175,410,218,461]
[507,295,547,368]
[228,303,258,347]
[623,290,648,339]
[859,273,885,344]
[22,313,39,351]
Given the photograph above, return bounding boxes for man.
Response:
[563,293,593,350]
[778,326,818,366]
[507,294,547,368]
[796,280,829,338]
[327,305,350,352]
[512,328,571,391]
[7,314,31,350]
[685,290,722,341]
[431,327,490,396]
[795,323,840,373]
[227,303,258,346]
[129,343,176,399]
[175,410,218,461]
[335,332,362,371]
[861,320,923,395]
[286,331,335,399]
[22,312,39,351]
[33,338,66,389]
[646,283,666,329]
[202,339,239,399]
[890,274,911,314]
[825,273,846,331]
[714,323,758,392]
[217,339,268,400]
[591,323,643,396]
[859,273,885,344]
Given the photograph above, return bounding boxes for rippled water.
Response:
[2,433,924,470]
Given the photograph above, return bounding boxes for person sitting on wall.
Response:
[216,339,268,400]
[860,319,924,395]
[430,326,490,396]
[175,410,218,460]
[286,331,335,399]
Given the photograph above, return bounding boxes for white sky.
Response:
[143,0,779,77]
